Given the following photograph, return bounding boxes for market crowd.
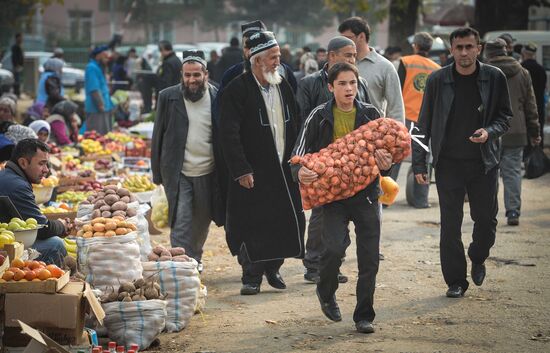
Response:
[0,15,547,335]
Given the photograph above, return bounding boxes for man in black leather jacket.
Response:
[412,27,512,298]
[296,36,371,284]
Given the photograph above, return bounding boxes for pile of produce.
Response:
[64,237,77,258]
[0,224,15,249]
[147,245,190,262]
[0,258,65,282]
[56,191,92,204]
[40,176,59,187]
[100,278,165,303]
[3,217,38,231]
[41,203,75,214]
[76,216,137,238]
[290,118,411,209]
[81,139,109,155]
[123,175,155,193]
[151,198,169,229]
[81,185,138,219]
[94,158,113,172]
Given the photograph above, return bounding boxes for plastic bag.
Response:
[142,259,201,332]
[76,232,143,291]
[151,185,169,228]
[127,203,153,261]
[524,146,549,179]
[103,299,167,350]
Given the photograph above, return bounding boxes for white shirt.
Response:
[181,92,215,177]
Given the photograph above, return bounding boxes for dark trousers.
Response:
[13,71,21,97]
[303,207,324,271]
[238,246,284,285]
[435,158,498,290]
[317,189,380,323]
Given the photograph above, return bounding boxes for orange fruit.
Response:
[46,265,64,279]
[38,261,47,267]
[29,261,42,270]
[24,271,37,281]
[37,269,52,281]
[8,267,19,273]
[11,258,25,269]
[13,269,25,281]
[2,270,14,281]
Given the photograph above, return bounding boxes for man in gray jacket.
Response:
[296,35,371,283]
[484,39,540,226]
[151,50,221,272]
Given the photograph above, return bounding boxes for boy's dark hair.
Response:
[230,37,239,47]
[10,138,50,163]
[158,40,173,52]
[328,62,359,85]
[449,27,480,46]
[338,17,370,43]
[316,47,327,54]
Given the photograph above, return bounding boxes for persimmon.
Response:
[29,261,42,270]
[13,269,25,281]
[24,270,37,281]
[37,269,52,280]
[11,258,25,269]
[49,267,65,279]
[2,270,14,281]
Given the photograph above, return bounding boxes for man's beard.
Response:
[183,80,207,102]
[263,66,282,85]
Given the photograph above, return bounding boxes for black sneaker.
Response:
[445,285,465,298]
[355,320,375,333]
[240,283,260,295]
[507,211,519,226]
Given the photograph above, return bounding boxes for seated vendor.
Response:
[0,138,68,265]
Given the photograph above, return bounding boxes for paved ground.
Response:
[147,161,550,353]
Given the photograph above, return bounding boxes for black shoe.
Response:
[316,288,342,322]
[304,269,320,283]
[379,253,385,261]
[240,283,260,295]
[355,320,375,333]
[337,272,348,284]
[507,211,519,226]
[446,285,465,298]
[265,271,286,289]
[471,262,486,286]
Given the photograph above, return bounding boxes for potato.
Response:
[112,215,125,221]
[119,282,136,293]
[104,194,120,205]
[127,223,137,231]
[83,231,93,238]
[105,230,116,237]
[126,208,137,217]
[92,210,101,218]
[169,247,185,256]
[91,217,106,225]
[93,231,105,237]
[105,189,117,195]
[105,222,117,231]
[111,201,128,211]
[76,229,84,237]
[82,224,93,232]
[129,194,137,203]
[160,250,172,258]
[117,188,131,197]
[101,211,112,218]
[81,200,90,205]
[112,210,126,218]
[173,255,191,262]
[159,255,172,261]
[104,185,118,191]
[147,252,160,261]
[117,291,129,300]
[153,245,167,255]
[115,228,128,235]
[120,196,130,203]
[93,223,105,232]
[94,199,106,209]
[99,205,111,212]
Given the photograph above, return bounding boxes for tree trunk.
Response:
[388,0,420,55]
[475,0,530,37]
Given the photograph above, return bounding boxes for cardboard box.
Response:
[2,282,104,347]
[0,270,70,294]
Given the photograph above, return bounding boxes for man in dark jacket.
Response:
[156,40,182,91]
[413,27,512,298]
[0,139,68,265]
[521,43,547,147]
[296,35,371,284]
[220,31,305,296]
[484,39,540,226]
[215,37,243,80]
[293,62,390,333]
[11,33,24,97]
[151,51,222,272]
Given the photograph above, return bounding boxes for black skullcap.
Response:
[181,49,207,68]
[247,31,278,58]
[241,20,267,37]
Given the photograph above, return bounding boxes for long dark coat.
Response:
[151,83,223,227]
[220,71,305,262]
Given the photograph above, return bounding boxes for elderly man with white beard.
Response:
[220,31,305,295]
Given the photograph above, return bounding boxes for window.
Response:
[150,22,174,43]
[68,10,93,43]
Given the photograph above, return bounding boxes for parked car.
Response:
[1,51,84,89]
[0,68,14,94]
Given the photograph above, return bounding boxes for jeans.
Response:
[499,146,523,216]
[170,172,213,263]
[435,158,498,290]
[32,236,67,267]
[317,188,380,323]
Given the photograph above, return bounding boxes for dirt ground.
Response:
[150,161,550,353]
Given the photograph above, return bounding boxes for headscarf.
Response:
[43,58,64,76]
[26,102,45,120]
[0,96,16,117]
[4,125,38,144]
[51,100,78,121]
[29,120,51,136]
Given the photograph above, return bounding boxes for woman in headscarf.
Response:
[46,100,79,145]
[0,96,16,123]
[29,120,51,143]
[0,121,38,162]
[37,58,65,106]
